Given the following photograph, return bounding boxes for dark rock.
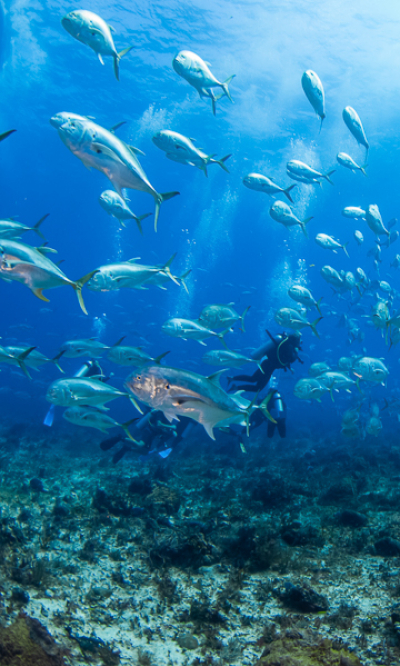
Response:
[336,510,368,528]
[145,485,181,514]
[276,582,329,613]
[52,500,70,519]
[255,629,362,665]
[176,633,199,649]
[128,476,152,496]
[319,481,354,506]
[92,488,145,518]
[281,523,323,547]
[30,478,44,492]
[0,613,68,665]
[375,537,400,557]
[11,587,30,604]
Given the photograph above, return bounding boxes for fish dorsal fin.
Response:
[109,121,126,133]
[127,257,141,263]
[108,24,115,32]
[234,389,245,396]
[207,369,227,385]
[127,145,146,157]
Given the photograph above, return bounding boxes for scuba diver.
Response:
[227,329,303,393]
[100,410,194,464]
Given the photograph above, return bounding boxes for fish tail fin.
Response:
[361,164,368,177]
[221,74,235,102]
[218,328,231,349]
[154,351,170,364]
[121,417,140,442]
[315,297,323,316]
[33,213,49,241]
[310,316,323,338]
[51,350,65,373]
[162,253,180,285]
[17,346,35,379]
[299,216,313,238]
[129,396,144,413]
[73,269,98,315]
[0,129,16,142]
[154,191,180,232]
[330,389,334,402]
[240,305,251,332]
[319,114,325,134]
[179,269,191,293]
[259,391,277,424]
[216,154,231,173]
[134,212,152,235]
[324,169,336,184]
[113,46,134,80]
[284,184,296,203]
[343,242,350,258]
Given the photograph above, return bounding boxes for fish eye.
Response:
[166,384,170,389]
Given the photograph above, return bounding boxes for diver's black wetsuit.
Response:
[228,331,302,393]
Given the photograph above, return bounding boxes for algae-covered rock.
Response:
[256,630,363,666]
[0,612,67,665]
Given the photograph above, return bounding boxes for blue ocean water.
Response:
[0,0,399,437]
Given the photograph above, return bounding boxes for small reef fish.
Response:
[243,173,296,203]
[287,160,335,185]
[61,10,133,80]
[301,70,325,129]
[152,130,231,177]
[172,50,235,115]
[274,307,322,338]
[99,190,151,234]
[269,201,312,237]
[315,234,349,257]
[336,152,367,176]
[50,113,179,231]
[342,106,369,154]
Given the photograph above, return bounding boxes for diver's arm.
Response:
[251,339,275,361]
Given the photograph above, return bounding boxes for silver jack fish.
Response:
[125,365,258,439]
[50,114,179,231]
[342,106,369,154]
[269,201,312,237]
[99,190,151,234]
[0,239,95,314]
[63,406,138,441]
[172,50,235,115]
[287,160,335,185]
[301,70,325,130]
[0,213,48,241]
[86,256,179,292]
[152,130,231,177]
[61,10,133,80]
[243,173,296,203]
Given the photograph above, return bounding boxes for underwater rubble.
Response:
[1,420,400,664]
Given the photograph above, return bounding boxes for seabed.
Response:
[1,419,400,665]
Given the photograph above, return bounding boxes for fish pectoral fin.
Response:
[32,288,50,303]
[202,422,216,440]
[98,53,105,65]
[91,142,125,165]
